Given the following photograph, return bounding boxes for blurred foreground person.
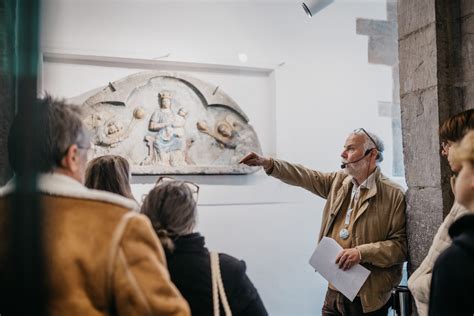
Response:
[429,131,474,316]
[0,96,189,316]
[409,109,474,316]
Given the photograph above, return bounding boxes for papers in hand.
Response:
[309,237,371,301]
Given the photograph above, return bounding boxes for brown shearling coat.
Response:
[0,173,190,316]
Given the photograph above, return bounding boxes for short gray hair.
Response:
[353,129,385,163]
[8,95,88,173]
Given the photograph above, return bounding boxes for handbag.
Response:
[210,251,232,316]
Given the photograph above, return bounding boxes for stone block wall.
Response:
[398,0,474,275]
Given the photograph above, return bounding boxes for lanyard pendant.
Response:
[339,228,350,240]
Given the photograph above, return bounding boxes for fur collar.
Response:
[0,173,138,211]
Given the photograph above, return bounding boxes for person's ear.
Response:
[60,144,80,172]
[370,148,378,160]
[374,149,380,160]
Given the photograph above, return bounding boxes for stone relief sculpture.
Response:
[76,71,262,174]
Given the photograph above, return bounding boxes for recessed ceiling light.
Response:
[238,53,248,63]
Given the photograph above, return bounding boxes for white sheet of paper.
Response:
[309,237,371,301]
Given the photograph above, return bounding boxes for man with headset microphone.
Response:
[240,128,407,316]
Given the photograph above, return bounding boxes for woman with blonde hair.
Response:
[141,178,268,316]
[85,155,136,201]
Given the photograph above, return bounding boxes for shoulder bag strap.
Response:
[210,251,232,316]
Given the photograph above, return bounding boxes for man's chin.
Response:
[342,167,352,175]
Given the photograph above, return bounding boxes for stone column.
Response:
[459,1,474,110]
[398,0,463,272]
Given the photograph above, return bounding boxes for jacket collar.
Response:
[353,168,380,223]
[0,172,138,211]
[172,233,207,254]
[352,168,377,191]
[333,168,380,223]
[351,168,380,201]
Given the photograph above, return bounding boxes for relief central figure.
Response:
[145,90,186,166]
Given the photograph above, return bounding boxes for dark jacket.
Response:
[165,233,268,316]
[429,214,474,316]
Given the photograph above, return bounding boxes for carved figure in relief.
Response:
[197,115,256,164]
[168,108,188,166]
[197,120,237,149]
[144,91,187,166]
[86,106,145,148]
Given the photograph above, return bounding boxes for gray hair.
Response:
[353,129,385,163]
[140,182,197,252]
[8,95,88,173]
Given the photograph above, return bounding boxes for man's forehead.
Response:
[344,133,365,147]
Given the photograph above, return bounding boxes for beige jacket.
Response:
[269,159,407,313]
[407,202,469,316]
[0,173,190,316]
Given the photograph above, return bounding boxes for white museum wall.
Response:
[41,1,398,315]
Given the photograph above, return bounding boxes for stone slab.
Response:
[461,0,474,17]
[368,36,398,66]
[398,0,435,38]
[391,112,405,177]
[460,80,474,110]
[387,0,397,22]
[392,64,400,102]
[400,87,443,187]
[399,23,438,95]
[356,18,397,38]
[405,187,444,271]
[461,15,474,82]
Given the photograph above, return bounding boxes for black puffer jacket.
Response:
[429,214,474,316]
[165,233,268,316]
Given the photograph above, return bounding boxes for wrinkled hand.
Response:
[239,152,272,169]
[335,248,361,271]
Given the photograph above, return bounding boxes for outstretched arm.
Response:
[239,152,273,171]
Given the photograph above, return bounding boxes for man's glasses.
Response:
[353,128,380,151]
[155,176,200,201]
[77,143,93,161]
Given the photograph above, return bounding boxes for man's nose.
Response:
[341,150,347,158]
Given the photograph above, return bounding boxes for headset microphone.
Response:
[340,149,372,169]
